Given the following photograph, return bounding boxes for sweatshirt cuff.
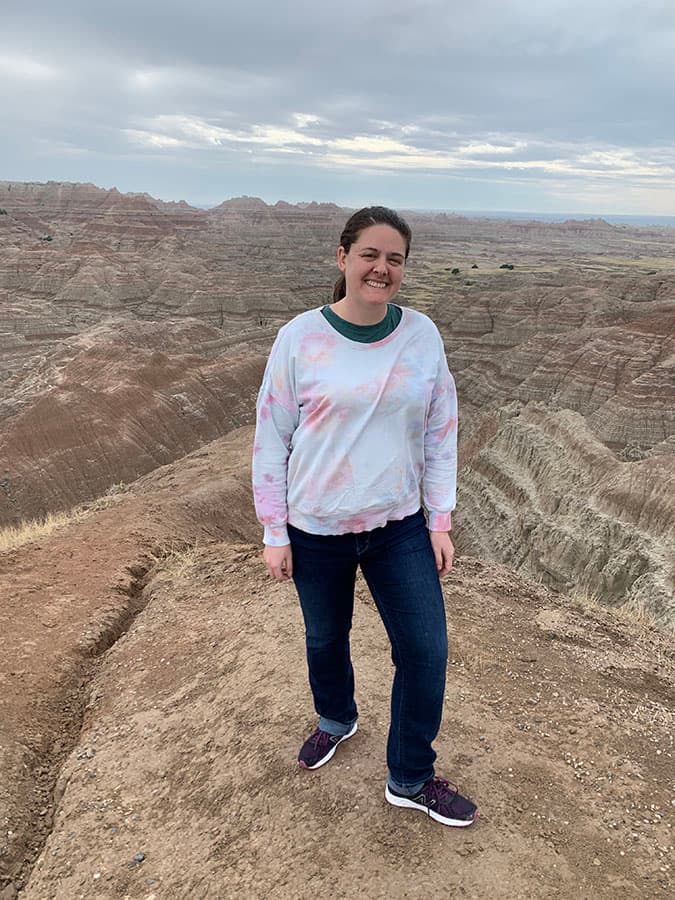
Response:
[263,524,290,546]
[427,510,452,532]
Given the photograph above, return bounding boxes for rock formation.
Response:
[0,318,268,527]
[456,404,673,625]
[1,180,673,625]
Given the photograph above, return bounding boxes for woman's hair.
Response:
[332,206,412,302]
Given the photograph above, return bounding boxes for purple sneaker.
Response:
[298,722,358,770]
[385,778,478,827]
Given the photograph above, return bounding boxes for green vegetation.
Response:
[584,255,675,271]
[618,440,648,462]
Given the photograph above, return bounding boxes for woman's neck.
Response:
[330,297,389,326]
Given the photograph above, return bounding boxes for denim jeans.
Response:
[288,508,448,791]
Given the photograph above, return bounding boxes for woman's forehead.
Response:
[352,224,407,253]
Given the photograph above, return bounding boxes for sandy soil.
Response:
[0,428,673,899]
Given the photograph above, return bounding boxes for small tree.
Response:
[618,441,647,462]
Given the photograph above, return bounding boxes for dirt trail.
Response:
[0,427,672,899]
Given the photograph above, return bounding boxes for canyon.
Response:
[0,181,673,898]
[2,180,673,624]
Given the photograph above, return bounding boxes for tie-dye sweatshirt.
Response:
[252,306,457,546]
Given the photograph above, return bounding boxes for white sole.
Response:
[385,785,477,827]
[303,721,358,770]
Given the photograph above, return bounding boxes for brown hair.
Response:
[332,206,412,302]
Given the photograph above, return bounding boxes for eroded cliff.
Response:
[1,181,673,624]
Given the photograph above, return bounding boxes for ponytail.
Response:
[332,273,346,302]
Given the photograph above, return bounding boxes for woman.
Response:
[252,206,478,827]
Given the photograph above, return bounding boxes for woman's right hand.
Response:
[263,544,293,581]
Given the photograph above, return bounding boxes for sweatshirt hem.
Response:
[287,497,423,537]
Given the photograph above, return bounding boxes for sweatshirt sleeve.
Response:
[422,332,458,532]
[251,326,300,546]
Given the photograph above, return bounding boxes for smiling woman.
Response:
[252,205,479,829]
[331,206,410,323]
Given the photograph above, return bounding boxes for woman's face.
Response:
[337,224,407,310]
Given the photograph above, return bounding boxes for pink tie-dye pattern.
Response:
[303,395,333,430]
[257,398,271,421]
[431,416,457,443]
[323,463,353,493]
[428,510,453,531]
[352,360,416,408]
[265,524,289,543]
[300,330,337,365]
[336,514,373,534]
[253,485,288,522]
[252,307,457,545]
[270,373,297,413]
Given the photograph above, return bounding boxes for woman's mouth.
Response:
[364,279,388,289]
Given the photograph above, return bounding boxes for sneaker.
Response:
[297,722,358,770]
[385,778,478,827]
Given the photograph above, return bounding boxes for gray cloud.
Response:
[2,0,674,213]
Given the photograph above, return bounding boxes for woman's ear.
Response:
[337,245,347,272]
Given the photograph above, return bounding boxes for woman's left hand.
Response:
[430,531,455,576]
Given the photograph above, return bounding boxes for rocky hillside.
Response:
[0,318,268,526]
[427,277,674,626]
[1,429,672,899]
[1,181,673,626]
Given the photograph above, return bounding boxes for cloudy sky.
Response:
[3,0,674,214]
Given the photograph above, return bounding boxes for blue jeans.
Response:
[288,508,448,791]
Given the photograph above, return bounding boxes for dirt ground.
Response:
[0,428,673,899]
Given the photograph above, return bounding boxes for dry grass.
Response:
[0,510,82,552]
[147,541,200,580]
[570,587,663,633]
[0,484,127,553]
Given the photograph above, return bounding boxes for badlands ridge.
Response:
[1,180,673,624]
[0,181,673,898]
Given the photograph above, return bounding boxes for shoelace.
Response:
[424,778,459,809]
[308,729,331,749]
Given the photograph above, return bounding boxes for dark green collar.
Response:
[321,304,402,343]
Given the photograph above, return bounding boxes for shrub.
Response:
[618,441,648,462]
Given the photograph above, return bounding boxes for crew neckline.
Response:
[319,304,406,347]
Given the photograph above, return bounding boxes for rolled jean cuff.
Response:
[387,774,429,796]
[318,715,357,737]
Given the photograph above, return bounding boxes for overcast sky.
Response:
[2,0,674,214]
